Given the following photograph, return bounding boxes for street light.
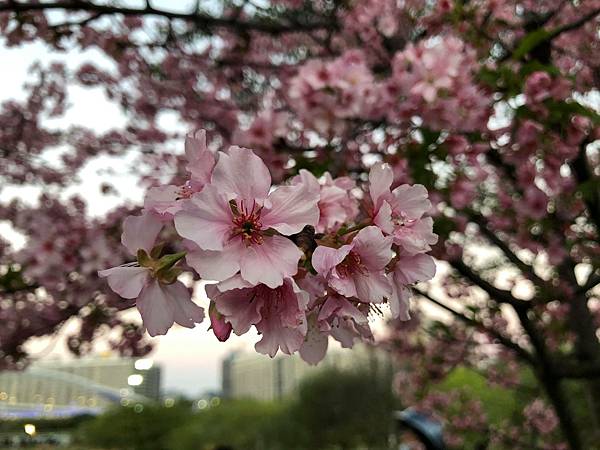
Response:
[24,424,36,437]
[127,374,144,386]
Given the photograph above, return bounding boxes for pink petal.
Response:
[239,235,303,288]
[185,130,216,187]
[144,185,181,217]
[394,254,436,284]
[373,200,393,234]
[329,272,358,298]
[255,316,306,357]
[167,281,205,328]
[121,212,163,254]
[369,163,393,209]
[207,300,233,342]
[136,280,175,337]
[98,265,149,299]
[331,322,358,348]
[319,295,367,324]
[211,146,271,204]
[185,240,243,281]
[393,217,438,254]
[389,280,411,320]
[352,226,393,270]
[261,182,320,235]
[312,244,353,275]
[174,185,233,251]
[216,275,253,292]
[207,284,263,335]
[292,169,321,195]
[391,184,431,219]
[299,314,329,365]
[353,271,392,303]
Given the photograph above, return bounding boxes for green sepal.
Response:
[137,249,153,268]
[157,268,183,285]
[156,252,187,272]
[150,242,165,259]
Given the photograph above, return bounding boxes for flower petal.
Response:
[239,235,303,288]
[121,212,163,254]
[391,184,431,219]
[352,226,393,270]
[207,284,263,335]
[389,280,411,320]
[144,185,181,217]
[98,265,149,299]
[353,271,392,303]
[211,146,271,204]
[369,163,393,209]
[174,185,233,251]
[185,241,243,281]
[261,182,320,235]
[167,281,205,328]
[394,254,436,284]
[136,280,175,337]
[185,129,216,186]
[311,244,352,276]
[299,313,329,365]
[255,316,306,357]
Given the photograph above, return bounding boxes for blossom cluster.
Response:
[287,36,491,138]
[100,131,437,363]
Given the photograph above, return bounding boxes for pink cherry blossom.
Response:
[390,254,436,320]
[300,293,371,365]
[293,170,359,233]
[206,277,308,357]
[175,146,319,288]
[143,130,217,220]
[369,163,438,255]
[312,226,393,303]
[98,266,204,337]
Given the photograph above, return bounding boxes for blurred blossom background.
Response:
[0,0,599,449]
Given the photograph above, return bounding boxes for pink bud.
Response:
[209,302,232,342]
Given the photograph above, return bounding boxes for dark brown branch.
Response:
[469,212,550,291]
[549,7,600,38]
[450,259,530,309]
[555,359,600,379]
[570,139,600,233]
[579,272,600,295]
[414,287,536,365]
[515,306,584,450]
[0,1,336,35]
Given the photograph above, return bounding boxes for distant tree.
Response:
[168,399,283,450]
[76,404,190,450]
[284,365,399,450]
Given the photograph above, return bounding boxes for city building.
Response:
[0,355,161,419]
[221,344,391,401]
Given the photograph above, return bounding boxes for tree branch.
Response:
[0,1,336,35]
[414,287,536,366]
[469,212,550,291]
[450,259,530,309]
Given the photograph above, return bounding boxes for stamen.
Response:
[337,251,368,277]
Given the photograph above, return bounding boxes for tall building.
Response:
[221,344,390,401]
[0,356,161,419]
